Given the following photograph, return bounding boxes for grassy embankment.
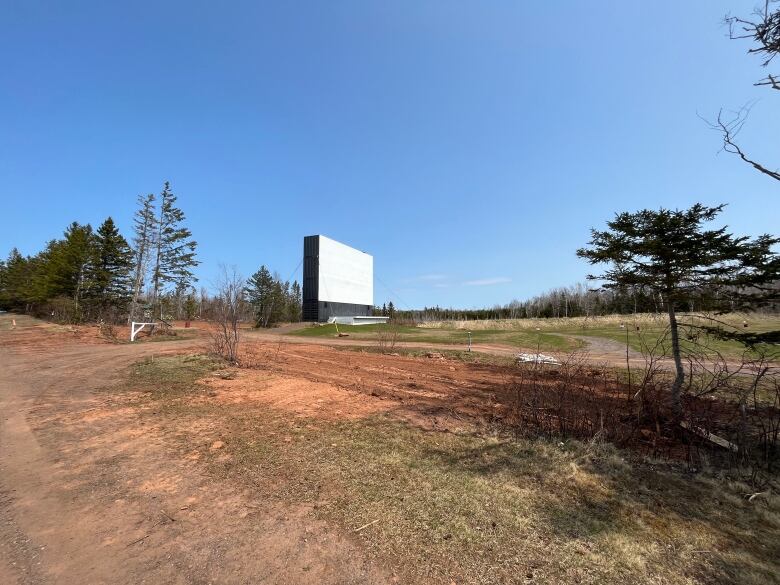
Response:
[120,354,780,585]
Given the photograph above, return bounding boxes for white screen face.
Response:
[317,236,373,305]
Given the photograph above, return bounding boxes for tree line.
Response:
[0,182,199,324]
[394,280,779,324]
[393,284,733,323]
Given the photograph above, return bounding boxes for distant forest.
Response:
[390,281,780,323]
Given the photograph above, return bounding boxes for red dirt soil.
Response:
[0,316,388,585]
[1,314,774,584]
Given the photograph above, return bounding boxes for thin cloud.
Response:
[463,277,512,286]
[418,273,447,281]
[400,273,448,285]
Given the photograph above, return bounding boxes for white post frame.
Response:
[130,322,156,342]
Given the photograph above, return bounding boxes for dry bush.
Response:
[501,353,636,444]
[498,326,780,479]
[376,323,401,353]
[98,319,117,340]
[209,267,245,364]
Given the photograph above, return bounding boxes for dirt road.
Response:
[0,315,386,585]
[243,328,662,370]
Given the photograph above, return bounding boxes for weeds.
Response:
[98,319,117,340]
[120,355,780,585]
[375,322,401,353]
[498,327,780,481]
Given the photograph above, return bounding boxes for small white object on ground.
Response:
[516,353,560,365]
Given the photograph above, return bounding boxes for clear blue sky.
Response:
[2,1,777,309]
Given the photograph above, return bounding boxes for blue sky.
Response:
[1,1,777,309]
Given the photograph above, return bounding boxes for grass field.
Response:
[520,314,780,358]
[292,323,581,352]
[126,355,780,585]
[294,314,780,361]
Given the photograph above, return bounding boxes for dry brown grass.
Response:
[124,355,780,585]
[418,313,664,330]
[417,312,767,331]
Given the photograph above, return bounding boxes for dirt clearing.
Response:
[1,314,778,584]
[0,315,386,584]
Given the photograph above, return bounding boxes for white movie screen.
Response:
[317,236,373,306]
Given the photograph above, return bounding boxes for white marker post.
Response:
[130,322,155,342]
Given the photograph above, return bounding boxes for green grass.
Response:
[292,314,779,361]
[292,323,418,337]
[122,355,780,585]
[552,318,780,361]
[292,323,580,352]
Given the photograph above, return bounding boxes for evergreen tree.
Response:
[87,217,133,318]
[287,280,302,322]
[184,288,198,322]
[246,267,294,327]
[49,222,95,319]
[0,249,29,310]
[26,241,58,305]
[271,277,288,325]
[129,193,157,322]
[151,182,198,318]
[577,203,779,415]
[387,301,396,320]
[246,265,275,327]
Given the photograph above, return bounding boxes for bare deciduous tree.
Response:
[711,1,780,183]
[726,1,780,90]
[210,266,245,364]
[707,106,780,183]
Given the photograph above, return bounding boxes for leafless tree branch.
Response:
[704,106,780,183]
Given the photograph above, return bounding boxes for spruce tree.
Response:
[151,182,198,319]
[26,241,59,305]
[0,249,29,310]
[288,280,302,322]
[184,288,198,323]
[48,222,95,320]
[88,217,133,318]
[246,265,275,327]
[577,203,779,415]
[129,194,157,322]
